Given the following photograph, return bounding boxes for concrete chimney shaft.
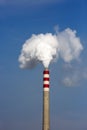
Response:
[42,68,50,130]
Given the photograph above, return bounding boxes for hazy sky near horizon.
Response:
[0,0,87,130]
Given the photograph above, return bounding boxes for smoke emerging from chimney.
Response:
[18,28,83,69]
[57,28,83,62]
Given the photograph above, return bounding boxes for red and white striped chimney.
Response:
[43,68,50,91]
[42,68,50,130]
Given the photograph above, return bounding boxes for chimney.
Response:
[42,68,50,130]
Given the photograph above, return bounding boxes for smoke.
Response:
[19,33,58,68]
[62,73,80,87]
[18,28,83,69]
[61,63,87,87]
[57,28,83,62]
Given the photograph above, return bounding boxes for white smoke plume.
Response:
[19,33,59,68]
[57,28,83,62]
[18,28,83,69]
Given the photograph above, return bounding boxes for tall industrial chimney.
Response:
[42,68,50,130]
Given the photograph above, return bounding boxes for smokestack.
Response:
[42,68,50,130]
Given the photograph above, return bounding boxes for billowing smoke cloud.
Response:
[18,28,83,69]
[57,28,83,62]
[19,33,58,68]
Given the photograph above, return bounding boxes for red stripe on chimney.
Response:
[43,84,49,88]
[43,78,49,81]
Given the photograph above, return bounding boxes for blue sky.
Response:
[0,0,87,130]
